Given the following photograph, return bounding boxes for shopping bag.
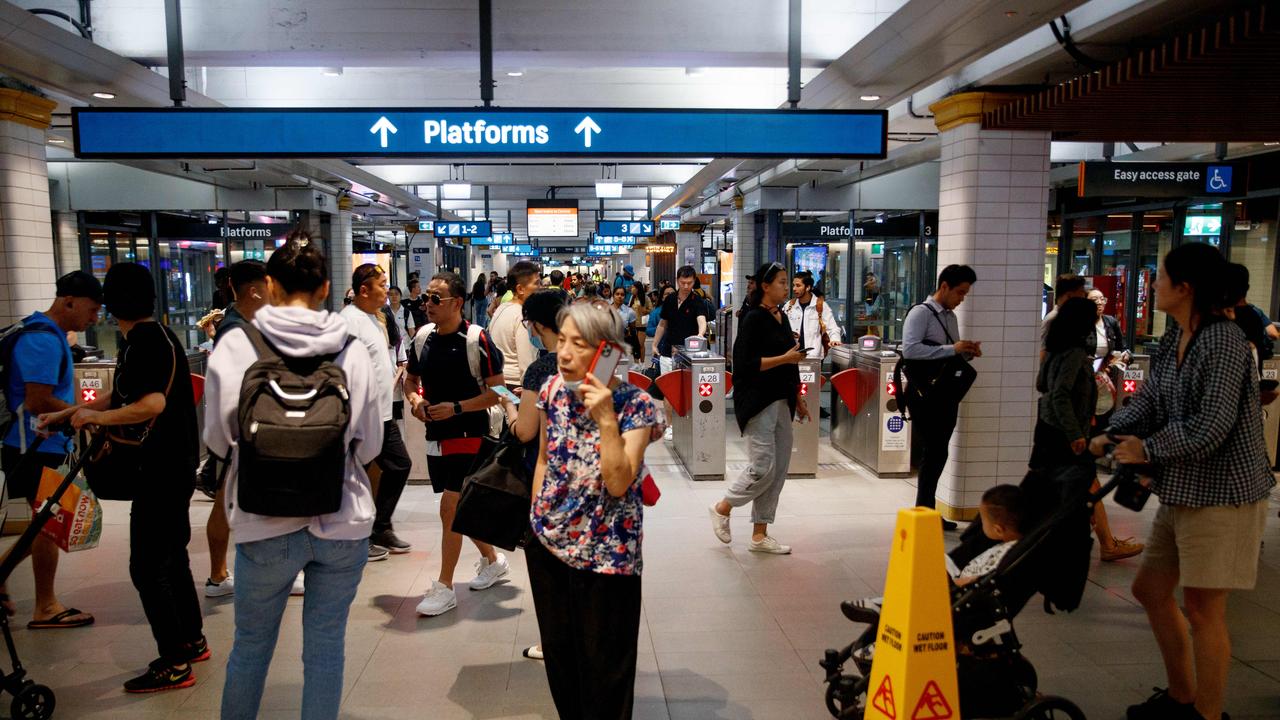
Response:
[452,433,532,551]
[35,466,103,553]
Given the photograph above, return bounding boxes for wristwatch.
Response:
[452,401,463,416]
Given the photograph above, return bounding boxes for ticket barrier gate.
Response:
[827,345,911,476]
[1262,357,1279,468]
[1111,354,1150,409]
[787,359,822,477]
[657,344,728,481]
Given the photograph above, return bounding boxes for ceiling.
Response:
[3,0,1274,241]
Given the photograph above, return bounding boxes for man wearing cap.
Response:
[614,264,637,306]
[0,271,102,629]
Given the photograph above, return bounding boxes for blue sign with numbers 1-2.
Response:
[433,221,492,238]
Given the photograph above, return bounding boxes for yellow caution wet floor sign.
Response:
[866,508,959,720]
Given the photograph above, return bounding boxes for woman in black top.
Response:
[1031,297,1097,473]
[42,262,205,693]
[708,262,808,554]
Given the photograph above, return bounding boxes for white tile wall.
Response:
[732,209,756,314]
[0,120,57,326]
[327,210,354,308]
[934,124,1051,511]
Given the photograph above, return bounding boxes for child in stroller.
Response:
[821,466,1110,720]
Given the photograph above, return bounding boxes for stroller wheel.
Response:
[824,673,867,719]
[11,683,55,720]
[1014,695,1086,720]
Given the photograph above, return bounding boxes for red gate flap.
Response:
[655,369,691,417]
[724,371,733,395]
[829,368,865,415]
[628,370,652,391]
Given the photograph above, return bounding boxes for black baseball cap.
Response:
[745,274,756,280]
[55,271,103,302]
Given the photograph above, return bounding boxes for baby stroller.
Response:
[0,431,101,720]
[820,467,1127,720]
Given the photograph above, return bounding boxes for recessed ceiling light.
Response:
[47,137,66,144]
[506,71,524,77]
[1265,142,1280,146]
[321,67,343,77]
[860,94,881,101]
[91,91,116,100]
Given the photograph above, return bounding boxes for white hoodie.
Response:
[203,305,383,544]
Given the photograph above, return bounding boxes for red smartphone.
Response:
[587,340,626,382]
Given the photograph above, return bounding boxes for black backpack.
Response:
[236,325,353,517]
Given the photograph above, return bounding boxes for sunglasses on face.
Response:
[426,292,455,305]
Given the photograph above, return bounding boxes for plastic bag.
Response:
[35,466,103,553]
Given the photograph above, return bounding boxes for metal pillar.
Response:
[163,0,186,106]
[479,0,494,107]
[787,0,801,108]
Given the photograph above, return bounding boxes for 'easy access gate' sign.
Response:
[73,108,887,159]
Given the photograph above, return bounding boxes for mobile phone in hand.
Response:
[490,385,520,403]
[587,340,626,383]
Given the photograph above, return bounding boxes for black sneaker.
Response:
[941,520,958,531]
[123,659,195,693]
[1127,687,1193,720]
[371,530,412,554]
[183,636,211,664]
[368,544,390,562]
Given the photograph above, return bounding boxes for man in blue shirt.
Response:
[1,271,102,628]
[613,264,637,305]
[901,264,981,531]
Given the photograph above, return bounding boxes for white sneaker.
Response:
[291,573,305,596]
[471,553,510,591]
[416,581,457,616]
[748,536,792,555]
[708,505,731,544]
[664,426,673,441]
[203,575,234,598]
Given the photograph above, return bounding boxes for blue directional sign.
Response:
[497,244,536,255]
[597,220,653,237]
[73,108,887,159]
[433,221,491,238]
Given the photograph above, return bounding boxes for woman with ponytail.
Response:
[707,262,808,554]
[1091,242,1273,720]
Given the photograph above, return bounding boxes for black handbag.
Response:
[83,329,178,501]
[451,431,532,551]
[897,304,977,416]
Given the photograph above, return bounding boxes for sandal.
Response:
[522,644,544,660]
[28,608,94,629]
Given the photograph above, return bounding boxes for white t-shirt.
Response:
[341,304,395,422]
[488,300,538,386]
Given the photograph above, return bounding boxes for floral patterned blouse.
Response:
[533,377,662,575]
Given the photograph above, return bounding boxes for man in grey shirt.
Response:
[901,264,982,530]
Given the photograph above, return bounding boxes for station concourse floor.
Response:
[3,433,1280,720]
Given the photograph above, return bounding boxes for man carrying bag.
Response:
[899,264,982,530]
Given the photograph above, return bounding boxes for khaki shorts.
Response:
[1142,499,1269,590]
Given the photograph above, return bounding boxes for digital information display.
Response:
[527,199,579,238]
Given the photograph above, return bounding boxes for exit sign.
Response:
[417,220,434,232]
[659,218,680,231]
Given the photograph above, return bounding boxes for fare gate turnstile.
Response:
[828,345,911,477]
[1262,357,1279,468]
[670,345,727,481]
[1112,354,1150,410]
[787,359,821,477]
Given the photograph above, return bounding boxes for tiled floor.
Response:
[2,430,1280,719]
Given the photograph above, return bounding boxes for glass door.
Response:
[159,241,224,349]
[1134,211,1175,352]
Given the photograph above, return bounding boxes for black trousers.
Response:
[129,478,204,665]
[526,537,642,720]
[373,420,413,535]
[913,400,960,509]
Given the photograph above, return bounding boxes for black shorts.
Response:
[426,451,483,494]
[1,445,65,503]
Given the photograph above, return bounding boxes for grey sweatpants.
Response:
[724,399,793,524]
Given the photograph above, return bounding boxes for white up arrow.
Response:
[370,116,398,148]
[574,116,601,148]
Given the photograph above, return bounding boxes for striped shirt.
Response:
[1109,319,1274,507]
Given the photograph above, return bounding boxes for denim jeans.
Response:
[221,529,368,720]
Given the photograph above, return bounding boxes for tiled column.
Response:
[0,89,58,326]
[732,207,756,308]
[328,208,354,309]
[929,92,1050,518]
[53,211,80,276]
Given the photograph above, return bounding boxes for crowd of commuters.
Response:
[0,234,1274,720]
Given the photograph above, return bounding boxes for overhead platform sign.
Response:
[72,107,887,159]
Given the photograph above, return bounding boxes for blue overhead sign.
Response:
[433,221,491,238]
[73,107,888,159]
[597,220,653,237]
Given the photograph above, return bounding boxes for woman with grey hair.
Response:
[526,300,662,720]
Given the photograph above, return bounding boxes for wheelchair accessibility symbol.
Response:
[1206,165,1232,193]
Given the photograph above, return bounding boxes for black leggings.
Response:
[525,538,642,720]
[129,481,204,665]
